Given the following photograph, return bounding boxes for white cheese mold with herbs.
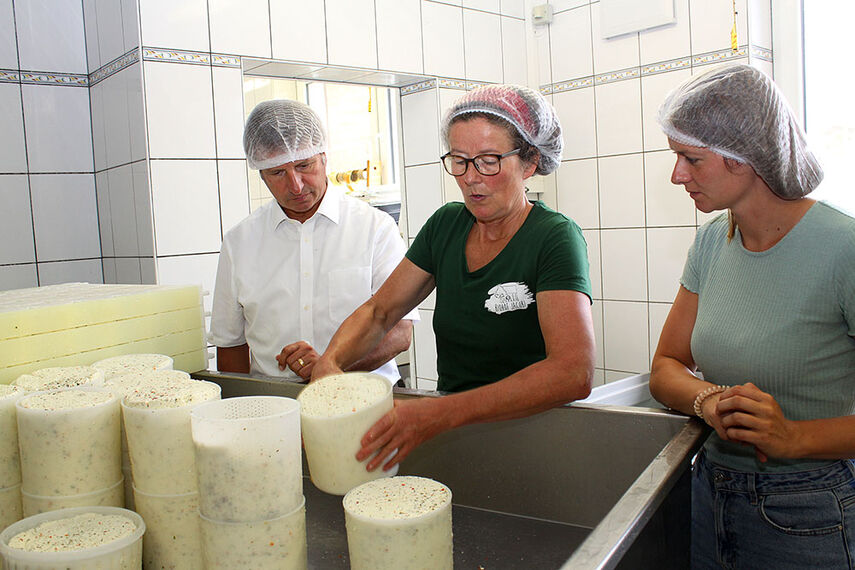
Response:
[297,372,399,495]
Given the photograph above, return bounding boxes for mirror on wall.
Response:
[243,76,401,219]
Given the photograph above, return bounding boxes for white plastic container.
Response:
[298,373,398,495]
[0,385,24,488]
[133,486,203,570]
[199,497,307,570]
[343,476,453,570]
[17,388,121,496]
[122,379,220,494]
[191,396,302,522]
[0,506,144,570]
[0,483,22,532]
[21,478,124,518]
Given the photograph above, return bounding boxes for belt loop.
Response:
[747,472,758,506]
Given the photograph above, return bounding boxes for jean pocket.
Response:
[760,490,844,536]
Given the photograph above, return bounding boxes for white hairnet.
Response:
[243,99,327,170]
[658,64,823,199]
[442,84,563,175]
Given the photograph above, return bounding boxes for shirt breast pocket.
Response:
[328,267,372,323]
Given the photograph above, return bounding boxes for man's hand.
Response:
[276,341,320,381]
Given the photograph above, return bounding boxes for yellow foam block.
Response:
[0,283,203,340]
[0,307,205,368]
[0,328,208,384]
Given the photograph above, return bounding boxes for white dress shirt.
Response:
[211,187,415,382]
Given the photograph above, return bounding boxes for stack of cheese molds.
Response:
[0,283,208,385]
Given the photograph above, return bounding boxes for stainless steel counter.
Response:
[193,371,707,569]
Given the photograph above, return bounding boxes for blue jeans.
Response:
[692,451,855,569]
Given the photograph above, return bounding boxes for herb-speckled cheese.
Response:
[92,354,173,379]
[8,512,136,552]
[14,366,104,392]
[20,389,113,411]
[344,476,451,520]
[299,374,388,417]
[123,378,218,409]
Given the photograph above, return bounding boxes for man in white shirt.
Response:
[211,99,414,384]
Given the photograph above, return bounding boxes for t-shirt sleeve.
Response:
[680,236,701,294]
[209,238,247,347]
[836,225,855,337]
[536,219,592,301]
[405,208,440,275]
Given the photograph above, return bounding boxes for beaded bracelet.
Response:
[692,385,728,420]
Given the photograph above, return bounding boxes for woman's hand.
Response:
[276,341,320,381]
[356,398,448,472]
[716,382,801,462]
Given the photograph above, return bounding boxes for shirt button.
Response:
[304,305,310,311]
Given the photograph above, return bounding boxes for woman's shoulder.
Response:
[529,201,582,233]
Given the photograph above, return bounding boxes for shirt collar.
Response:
[268,185,343,229]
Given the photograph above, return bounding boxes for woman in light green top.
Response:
[650,64,855,569]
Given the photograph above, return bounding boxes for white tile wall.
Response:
[602,300,649,373]
[140,257,156,284]
[0,264,38,290]
[22,85,94,173]
[644,150,696,227]
[103,70,132,169]
[121,0,140,53]
[501,17,527,86]
[94,0,125,66]
[217,159,250,235]
[138,0,210,52]
[639,0,690,65]
[646,226,694,303]
[0,0,18,69]
[594,78,643,156]
[156,253,219,309]
[553,88,597,160]
[115,257,142,283]
[500,0,525,19]
[38,259,103,285]
[212,66,245,159]
[14,0,87,73]
[30,174,100,262]
[107,165,139,256]
[591,2,640,74]
[549,5,593,82]
[556,158,599,229]
[423,2,465,78]
[132,161,154,257]
[82,0,100,71]
[401,89,440,166]
[90,82,107,171]
[0,83,26,173]
[144,61,216,159]
[150,160,221,256]
[326,0,378,69]
[270,0,327,64]
[95,171,113,257]
[591,299,604,370]
[209,0,271,58]
[464,0,500,12]
[0,175,35,264]
[377,0,423,73]
[464,10,503,83]
[600,228,647,301]
[598,153,644,228]
[404,163,444,238]
[748,0,772,50]
[689,0,748,55]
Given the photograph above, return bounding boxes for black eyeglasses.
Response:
[440,149,521,176]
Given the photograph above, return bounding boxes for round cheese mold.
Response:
[343,476,453,570]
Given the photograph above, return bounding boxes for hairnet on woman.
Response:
[313,83,595,472]
[650,63,855,569]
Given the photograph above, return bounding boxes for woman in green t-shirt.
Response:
[313,84,595,472]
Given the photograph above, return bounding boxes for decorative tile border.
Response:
[0,69,19,84]
[750,45,773,62]
[641,57,691,77]
[90,48,140,85]
[401,78,437,95]
[595,66,640,85]
[212,54,241,68]
[142,47,210,65]
[692,46,748,66]
[20,71,88,87]
[437,77,466,89]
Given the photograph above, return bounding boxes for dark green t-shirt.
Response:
[406,201,591,392]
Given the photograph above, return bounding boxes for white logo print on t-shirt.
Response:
[484,282,535,315]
